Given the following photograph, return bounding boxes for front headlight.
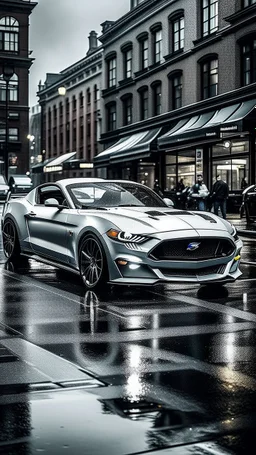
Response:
[230,225,239,241]
[106,228,149,244]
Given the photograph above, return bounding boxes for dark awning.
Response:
[94,128,161,167]
[43,151,76,173]
[31,158,55,174]
[158,99,256,149]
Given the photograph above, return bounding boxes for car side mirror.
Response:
[163,197,174,207]
[44,198,64,209]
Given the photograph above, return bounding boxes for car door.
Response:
[25,184,69,263]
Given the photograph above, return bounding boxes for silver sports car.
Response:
[1,178,242,290]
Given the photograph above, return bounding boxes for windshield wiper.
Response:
[118,204,142,207]
[80,205,108,210]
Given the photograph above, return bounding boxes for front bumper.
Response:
[103,231,243,286]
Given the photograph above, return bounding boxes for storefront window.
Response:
[212,158,248,190]
[137,163,155,188]
[212,139,249,190]
[165,150,195,190]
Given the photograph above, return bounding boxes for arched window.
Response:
[239,34,256,86]
[151,80,162,116]
[0,73,18,101]
[0,16,19,52]
[201,0,218,37]
[105,52,117,88]
[137,32,149,71]
[198,54,218,99]
[106,102,116,132]
[138,86,149,120]
[150,23,163,64]
[168,71,183,110]
[169,10,184,53]
[121,93,133,126]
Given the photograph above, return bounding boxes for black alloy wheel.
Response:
[2,219,21,261]
[79,234,108,290]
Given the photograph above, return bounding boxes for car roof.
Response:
[56,178,105,185]
[56,178,143,186]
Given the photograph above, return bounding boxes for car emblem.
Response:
[187,242,201,251]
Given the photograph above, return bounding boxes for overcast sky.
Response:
[29,0,129,107]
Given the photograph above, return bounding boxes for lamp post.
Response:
[3,65,14,182]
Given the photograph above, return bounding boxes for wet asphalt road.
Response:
[1,218,256,453]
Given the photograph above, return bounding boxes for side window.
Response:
[36,185,65,205]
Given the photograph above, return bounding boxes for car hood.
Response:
[80,207,231,234]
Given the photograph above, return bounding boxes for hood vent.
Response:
[196,213,217,223]
[165,211,194,216]
[145,211,168,217]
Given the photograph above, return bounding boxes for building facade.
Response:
[0,0,37,179]
[94,0,256,198]
[35,31,103,183]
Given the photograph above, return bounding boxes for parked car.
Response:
[240,184,256,223]
[8,175,33,194]
[0,174,9,202]
[1,178,242,290]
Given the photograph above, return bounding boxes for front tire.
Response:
[79,234,108,290]
[2,219,21,261]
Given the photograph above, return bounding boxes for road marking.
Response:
[170,293,256,322]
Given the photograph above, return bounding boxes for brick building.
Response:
[95,0,256,203]
[0,0,37,179]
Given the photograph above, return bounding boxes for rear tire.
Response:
[2,219,21,261]
[79,234,108,290]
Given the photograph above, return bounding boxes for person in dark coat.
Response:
[211,175,229,219]
[176,178,185,192]
[153,180,164,197]
[241,177,248,190]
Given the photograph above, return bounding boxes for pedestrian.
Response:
[189,174,209,211]
[153,179,164,197]
[241,177,248,190]
[211,175,229,219]
[176,178,185,192]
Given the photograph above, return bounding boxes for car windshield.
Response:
[67,182,166,208]
[0,175,7,185]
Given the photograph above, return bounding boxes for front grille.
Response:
[149,238,235,261]
[159,264,226,278]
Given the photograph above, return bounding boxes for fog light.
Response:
[234,255,241,261]
[117,260,128,266]
[129,264,140,270]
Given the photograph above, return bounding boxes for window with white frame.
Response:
[122,95,133,125]
[241,37,256,85]
[0,16,19,52]
[200,56,218,99]
[0,127,18,141]
[139,36,149,70]
[138,87,149,120]
[202,0,218,37]
[171,14,184,52]
[152,28,163,64]
[169,72,183,109]
[152,82,162,115]
[0,73,18,101]
[106,103,116,131]
[107,56,117,88]
[123,48,132,79]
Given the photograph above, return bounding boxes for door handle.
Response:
[25,211,37,218]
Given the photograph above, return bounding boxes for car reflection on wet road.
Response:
[1,224,256,453]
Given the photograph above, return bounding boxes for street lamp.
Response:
[3,65,14,181]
